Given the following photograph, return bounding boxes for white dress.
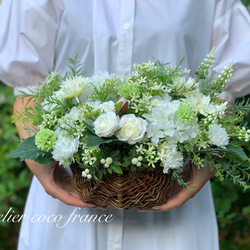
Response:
[1,1,250,249]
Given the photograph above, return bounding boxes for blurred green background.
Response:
[0,1,250,249]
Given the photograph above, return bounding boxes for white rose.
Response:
[93,111,119,137]
[99,101,115,112]
[116,114,147,144]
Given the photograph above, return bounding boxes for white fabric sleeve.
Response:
[212,0,250,103]
[0,0,64,95]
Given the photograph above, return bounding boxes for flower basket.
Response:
[10,50,250,209]
[70,164,175,209]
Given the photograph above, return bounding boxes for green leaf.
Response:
[201,144,249,161]
[86,129,119,147]
[226,145,249,160]
[107,168,113,174]
[9,136,54,164]
[111,165,123,174]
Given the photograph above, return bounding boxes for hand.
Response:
[140,164,216,212]
[25,159,106,209]
[14,96,105,209]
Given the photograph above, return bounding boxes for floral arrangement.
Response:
[11,49,250,190]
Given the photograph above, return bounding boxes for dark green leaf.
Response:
[86,129,119,147]
[111,165,123,174]
[9,136,54,164]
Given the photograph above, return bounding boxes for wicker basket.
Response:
[70,164,175,209]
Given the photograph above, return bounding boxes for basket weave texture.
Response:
[70,164,175,209]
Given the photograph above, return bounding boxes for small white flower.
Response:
[94,111,119,137]
[116,114,147,144]
[207,123,229,148]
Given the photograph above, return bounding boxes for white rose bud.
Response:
[93,111,119,137]
[116,114,147,144]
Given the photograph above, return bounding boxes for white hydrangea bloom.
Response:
[173,118,199,143]
[157,142,183,173]
[143,96,180,144]
[52,136,80,167]
[207,123,229,148]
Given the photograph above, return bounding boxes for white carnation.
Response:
[52,136,79,167]
[94,111,119,137]
[208,123,229,148]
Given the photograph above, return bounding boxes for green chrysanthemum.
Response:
[118,81,140,99]
[35,129,57,152]
[177,103,196,124]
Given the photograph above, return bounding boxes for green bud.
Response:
[35,129,57,152]
[177,103,196,124]
[118,81,140,99]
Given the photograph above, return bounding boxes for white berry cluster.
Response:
[81,168,92,179]
[131,156,143,167]
[100,157,113,168]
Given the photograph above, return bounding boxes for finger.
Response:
[151,186,198,211]
[45,181,97,208]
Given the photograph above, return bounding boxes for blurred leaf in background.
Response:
[0,82,31,250]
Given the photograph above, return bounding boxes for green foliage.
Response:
[90,77,121,102]
[10,136,54,164]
